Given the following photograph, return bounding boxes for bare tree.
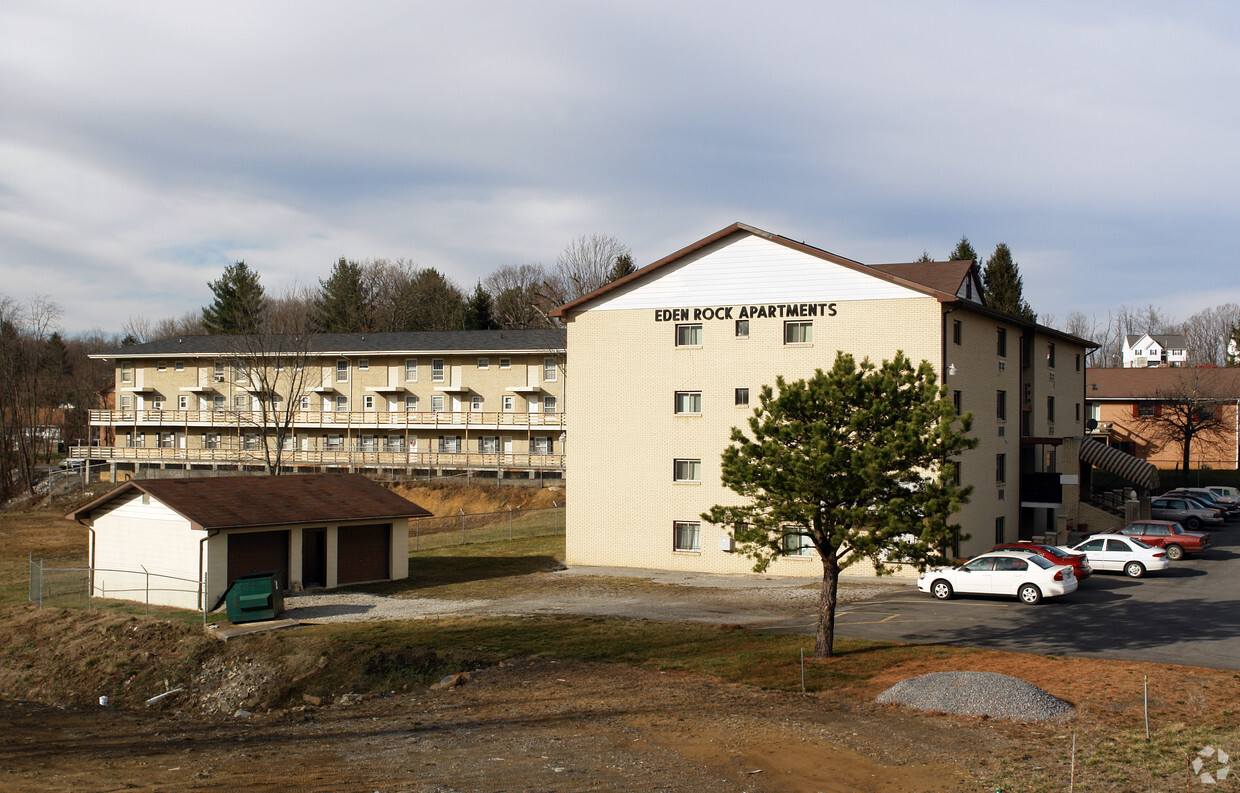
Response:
[0,296,62,496]
[1135,368,1233,472]
[1182,303,1240,366]
[547,234,631,304]
[484,263,556,329]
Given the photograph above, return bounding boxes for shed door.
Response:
[227,530,290,589]
[337,524,391,585]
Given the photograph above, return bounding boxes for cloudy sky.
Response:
[3,1,1238,334]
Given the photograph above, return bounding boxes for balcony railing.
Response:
[90,409,565,429]
[70,445,564,470]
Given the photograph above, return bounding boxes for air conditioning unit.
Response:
[718,536,735,552]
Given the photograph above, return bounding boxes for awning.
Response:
[1079,437,1159,490]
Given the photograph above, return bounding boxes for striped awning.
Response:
[1079,437,1159,490]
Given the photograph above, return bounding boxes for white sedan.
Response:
[917,552,1077,605]
[1068,534,1170,578]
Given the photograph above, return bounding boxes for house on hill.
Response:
[66,473,431,611]
[1122,334,1188,368]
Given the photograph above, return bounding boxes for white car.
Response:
[1069,534,1170,578]
[917,552,1077,605]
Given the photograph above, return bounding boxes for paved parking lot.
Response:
[765,523,1240,670]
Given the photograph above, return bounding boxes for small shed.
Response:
[66,473,431,611]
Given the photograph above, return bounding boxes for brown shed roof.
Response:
[66,474,432,531]
[1086,367,1240,400]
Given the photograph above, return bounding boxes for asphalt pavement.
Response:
[764,522,1240,671]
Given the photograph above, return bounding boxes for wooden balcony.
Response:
[70,445,564,471]
[89,409,565,430]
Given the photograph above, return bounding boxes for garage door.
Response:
[337,524,391,585]
[227,530,290,589]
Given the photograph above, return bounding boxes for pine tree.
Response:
[462,283,497,330]
[947,235,979,264]
[314,258,373,333]
[703,352,977,659]
[608,252,637,282]
[202,261,266,335]
[982,243,1036,321]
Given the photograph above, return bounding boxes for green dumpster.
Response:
[224,570,284,623]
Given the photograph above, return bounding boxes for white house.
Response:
[1122,334,1188,368]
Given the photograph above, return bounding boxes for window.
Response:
[1138,403,1155,417]
[120,361,133,383]
[335,395,348,412]
[385,435,404,452]
[735,387,749,407]
[326,434,344,451]
[150,397,164,411]
[1047,396,1055,423]
[1075,402,1081,422]
[674,459,702,482]
[471,395,483,411]
[432,359,445,382]
[213,362,224,382]
[178,395,188,410]
[673,521,701,552]
[531,436,554,454]
[1199,404,1217,421]
[502,395,514,412]
[996,390,1006,421]
[952,320,962,345]
[438,436,462,453]
[782,532,814,557]
[543,395,557,413]
[175,360,184,372]
[158,432,174,449]
[364,395,375,410]
[242,434,260,451]
[997,328,1007,357]
[359,435,378,452]
[204,432,221,450]
[951,460,961,486]
[499,358,511,369]
[157,361,167,372]
[735,319,749,338]
[995,516,1005,544]
[996,453,1006,483]
[234,394,249,410]
[953,390,962,416]
[235,365,249,383]
[1047,342,1056,368]
[120,394,132,411]
[675,324,702,347]
[405,359,418,381]
[212,395,225,411]
[543,357,557,381]
[478,358,489,370]
[431,395,445,412]
[282,434,296,451]
[675,391,702,414]
[405,395,419,411]
[479,436,499,454]
[784,321,812,344]
[300,395,312,410]
[1075,353,1081,372]
[358,359,369,371]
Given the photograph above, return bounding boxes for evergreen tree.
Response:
[947,235,978,263]
[314,258,373,333]
[608,252,637,283]
[462,283,497,330]
[982,243,1036,321]
[202,261,266,335]
[703,352,976,659]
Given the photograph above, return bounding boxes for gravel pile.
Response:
[877,671,1075,722]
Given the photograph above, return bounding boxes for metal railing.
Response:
[70,445,564,471]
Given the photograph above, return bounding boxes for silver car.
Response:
[1150,497,1224,531]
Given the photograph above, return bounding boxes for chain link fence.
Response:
[28,552,204,614]
[411,504,564,551]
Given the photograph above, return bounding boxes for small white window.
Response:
[234,394,248,410]
[675,324,703,347]
[531,436,554,454]
[543,357,557,381]
[405,395,419,411]
[212,395,225,411]
[499,358,511,369]
[543,395,557,414]
[157,361,167,372]
[204,432,220,450]
[783,532,814,557]
[674,459,702,482]
[120,361,133,383]
[438,435,462,453]
[242,434,260,450]
[364,395,375,410]
[175,360,184,372]
[673,521,701,552]
[432,359,445,382]
[471,395,483,411]
[326,434,344,451]
[151,397,164,411]
[336,395,348,411]
[178,395,188,410]
[358,358,369,371]
[359,435,377,452]
[502,395,515,412]
[336,360,349,382]
[431,395,445,412]
[405,359,418,381]
[213,362,225,382]
[119,394,132,410]
[480,436,499,454]
[784,321,812,344]
[674,391,702,414]
[300,395,312,410]
[385,435,404,452]
[158,432,174,448]
[478,358,489,370]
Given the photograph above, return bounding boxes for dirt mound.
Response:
[387,481,563,516]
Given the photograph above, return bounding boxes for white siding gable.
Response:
[586,234,925,312]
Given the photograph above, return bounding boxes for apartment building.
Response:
[551,223,1092,573]
[77,329,566,479]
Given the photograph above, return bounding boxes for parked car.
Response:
[1208,486,1240,500]
[1069,534,1170,578]
[1163,488,1240,519]
[1150,496,1225,530]
[1115,520,1212,560]
[991,541,1092,579]
[917,552,1077,604]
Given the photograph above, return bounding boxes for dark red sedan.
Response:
[1116,520,1212,561]
[990,541,1092,580]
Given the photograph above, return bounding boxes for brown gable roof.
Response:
[1086,367,1240,400]
[67,474,431,531]
[869,260,974,299]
